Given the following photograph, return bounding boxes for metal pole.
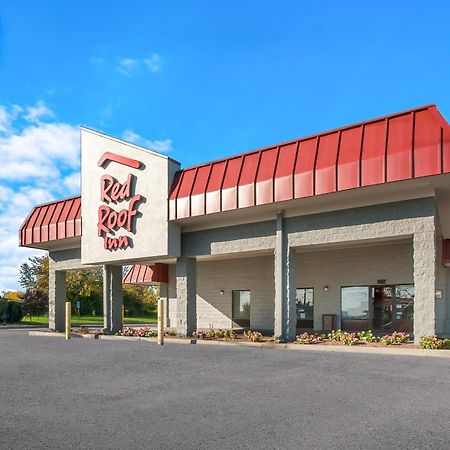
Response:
[65,301,71,340]
[122,304,125,323]
[157,298,164,345]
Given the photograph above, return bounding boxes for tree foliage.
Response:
[18,256,158,317]
[21,288,48,318]
[19,255,49,291]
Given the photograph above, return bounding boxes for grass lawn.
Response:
[20,313,156,327]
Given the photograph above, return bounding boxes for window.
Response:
[341,286,369,320]
[394,285,414,331]
[232,290,250,328]
[296,288,314,329]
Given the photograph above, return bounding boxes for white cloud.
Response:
[144,53,161,73]
[0,100,79,291]
[117,58,139,75]
[116,53,162,76]
[122,130,173,153]
[23,100,54,123]
[63,171,81,192]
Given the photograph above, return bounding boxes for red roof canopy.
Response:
[20,104,450,247]
[123,264,168,284]
[169,104,450,219]
[20,195,81,247]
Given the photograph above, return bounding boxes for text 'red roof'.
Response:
[169,104,450,219]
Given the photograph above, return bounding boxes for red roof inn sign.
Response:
[81,128,180,265]
[97,154,143,251]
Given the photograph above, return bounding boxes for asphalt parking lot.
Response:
[1,329,450,449]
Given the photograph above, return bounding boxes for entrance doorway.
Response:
[341,285,414,333]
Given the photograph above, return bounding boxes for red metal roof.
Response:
[19,196,81,246]
[169,104,450,219]
[123,264,169,284]
[20,104,450,247]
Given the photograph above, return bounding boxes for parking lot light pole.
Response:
[65,302,71,340]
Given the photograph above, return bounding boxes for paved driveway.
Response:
[1,329,450,449]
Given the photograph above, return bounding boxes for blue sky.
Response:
[1,0,450,290]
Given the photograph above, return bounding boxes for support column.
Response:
[103,265,123,334]
[413,230,436,341]
[49,269,66,331]
[176,257,196,336]
[274,213,297,342]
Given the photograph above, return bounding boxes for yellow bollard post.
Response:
[157,298,164,345]
[65,301,71,340]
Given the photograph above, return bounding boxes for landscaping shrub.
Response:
[0,300,23,323]
[223,329,237,339]
[381,332,409,345]
[419,335,442,349]
[166,329,177,337]
[192,330,208,339]
[328,329,343,341]
[339,332,359,346]
[296,332,324,344]
[419,336,450,350]
[244,330,263,342]
[117,327,157,337]
[78,326,91,335]
[357,330,379,343]
[192,328,237,340]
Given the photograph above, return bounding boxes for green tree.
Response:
[18,256,158,318]
[21,288,48,318]
[19,255,49,291]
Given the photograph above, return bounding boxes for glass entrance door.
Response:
[372,286,394,333]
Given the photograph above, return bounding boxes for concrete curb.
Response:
[28,330,450,358]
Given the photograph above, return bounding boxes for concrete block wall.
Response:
[196,256,275,331]
[167,256,275,332]
[296,242,414,330]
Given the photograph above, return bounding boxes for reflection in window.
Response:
[395,285,414,322]
[341,287,369,320]
[296,288,314,328]
[232,291,250,326]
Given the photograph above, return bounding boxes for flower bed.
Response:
[419,335,450,350]
[114,326,450,351]
[296,330,413,347]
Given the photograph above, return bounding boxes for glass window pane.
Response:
[395,285,414,321]
[341,287,369,320]
[232,290,250,320]
[296,288,314,321]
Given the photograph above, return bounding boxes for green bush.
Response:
[328,329,343,341]
[419,336,450,350]
[357,330,379,343]
[381,332,409,345]
[340,332,359,345]
[296,332,324,344]
[0,299,23,323]
[244,330,263,342]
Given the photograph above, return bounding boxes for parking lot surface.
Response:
[1,329,450,449]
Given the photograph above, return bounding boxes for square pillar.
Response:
[103,265,123,334]
[274,213,297,342]
[413,230,436,341]
[49,269,66,331]
[176,257,196,336]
